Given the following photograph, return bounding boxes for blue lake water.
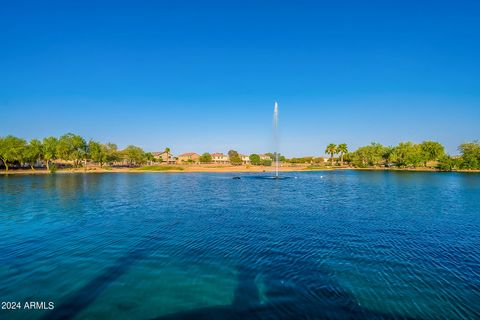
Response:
[1,171,479,319]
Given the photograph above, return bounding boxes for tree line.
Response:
[324,141,480,170]
[0,133,154,172]
[0,133,281,172]
[1,134,479,172]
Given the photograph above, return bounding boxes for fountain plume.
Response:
[273,101,279,178]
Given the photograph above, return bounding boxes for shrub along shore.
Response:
[0,133,479,173]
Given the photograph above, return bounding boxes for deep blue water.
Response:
[1,171,479,319]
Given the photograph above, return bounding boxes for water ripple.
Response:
[0,172,479,319]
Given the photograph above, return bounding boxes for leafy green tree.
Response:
[42,137,58,171]
[436,155,460,171]
[57,133,87,166]
[23,139,43,170]
[145,152,155,163]
[350,143,385,167]
[458,141,480,169]
[390,142,423,167]
[199,152,212,163]
[88,140,107,166]
[122,145,146,166]
[382,146,395,165]
[0,136,27,171]
[105,143,120,164]
[72,134,87,165]
[420,141,445,166]
[337,143,348,166]
[262,159,272,166]
[56,134,73,161]
[249,154,261,165]
[228,150,242,165]
[325,144,337,166]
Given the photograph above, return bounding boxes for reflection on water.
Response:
[1,172,479,319]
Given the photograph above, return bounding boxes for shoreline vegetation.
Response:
[2,166,480,175]
[1,133,480,174]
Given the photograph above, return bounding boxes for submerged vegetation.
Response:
[0,133,479,172]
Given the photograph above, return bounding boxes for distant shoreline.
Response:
[2,165,480,175]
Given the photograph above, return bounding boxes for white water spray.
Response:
[273,101,279,178]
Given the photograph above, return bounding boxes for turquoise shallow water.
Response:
[0,171,479,319]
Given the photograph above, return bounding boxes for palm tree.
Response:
[337,143,348,166]
[325,144,337,166]
[164,147,171,163]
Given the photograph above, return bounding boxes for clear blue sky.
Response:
[1,1,479,156]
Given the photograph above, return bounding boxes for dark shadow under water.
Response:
[152,255,416,320]
[39,224,176,320]
[42,223,416,320]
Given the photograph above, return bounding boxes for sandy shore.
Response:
[2,164,480,175]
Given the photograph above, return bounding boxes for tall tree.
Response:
[382,146,395,165]
[123,145,146,166]
[325,144,337,166]
[199,153,212,163]
[164,147,171,163]
[337,143,348,166]
[57,133,87,166]
[249,154,261,165]
[144,152,155,164]
[420,141,445,166]
[23,139,43,170]
[0,136,27,171]
[458,141,480,169]
[105,143,120,164]
[390,142,423,167]
[228,150,242,165]
[349,143,385,167]
[42,137,58,171]
[88,140,107,167]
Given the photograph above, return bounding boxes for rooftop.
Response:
[178,152,199,157]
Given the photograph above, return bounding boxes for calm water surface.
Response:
[1,171,479,319]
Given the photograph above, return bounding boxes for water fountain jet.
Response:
[235,100,291,180]
[273,101,279,178]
